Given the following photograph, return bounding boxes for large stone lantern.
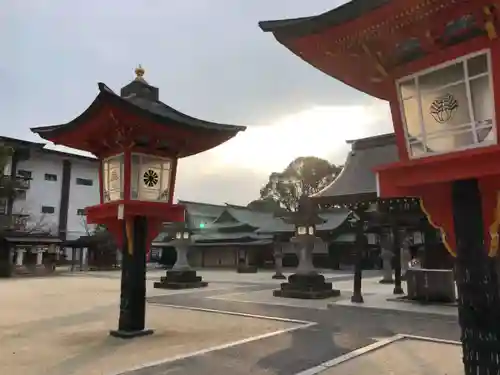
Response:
[31,66,245,338]
[154,218,207,289]
[273,195,340,299]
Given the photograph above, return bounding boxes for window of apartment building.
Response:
[17,170,32,179]
[41,206,55,214]
[44,173,57,182]
[76,178,93,186]
[76,209,85,215]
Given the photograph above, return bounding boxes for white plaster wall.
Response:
[14,151,62,233]
[66,159,100,240]
[12,150,99,239]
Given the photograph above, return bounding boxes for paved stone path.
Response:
[0,269,462,374]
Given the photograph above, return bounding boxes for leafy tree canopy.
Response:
[259,156,342,212]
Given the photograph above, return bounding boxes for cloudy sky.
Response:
[2,0,393,205]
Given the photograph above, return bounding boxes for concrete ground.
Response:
[303,336,462,375]
[1,269,463,374]
[0,273,304,375]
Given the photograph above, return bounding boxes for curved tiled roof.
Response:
[312,133,398,204]
[32,83,246,137]
[259,0,391,38]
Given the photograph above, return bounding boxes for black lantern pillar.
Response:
[273,195,340,299]
[154,222,207,289]
[349,210,368,303]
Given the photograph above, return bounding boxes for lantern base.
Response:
[109,329,154,339]
[272,273,287,279]
[237,265,258,273]
[273,273,341,299]
[153,270,208,289]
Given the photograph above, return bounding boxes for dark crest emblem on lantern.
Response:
[143,169,159,187]
[430,93,459,123]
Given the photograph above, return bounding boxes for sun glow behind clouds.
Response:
[207,101,392,173]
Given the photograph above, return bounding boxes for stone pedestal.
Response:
[154,269,208,289]
[379,248,394,284]
[272,252,286,279]
[33,250,47,275]
[12,249,29,275]
[274,238,340,299]
[406,268,456,303]
[236,249,257,273]
[153,243,207,289]
[401,245,412,281]
[273,273,340,299]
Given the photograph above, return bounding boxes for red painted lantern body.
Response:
[31,70,245,251]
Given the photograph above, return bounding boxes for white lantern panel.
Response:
[297,226,307,235]
[398,50,495,158]
[102,154,124,202]
[131,153,172,201]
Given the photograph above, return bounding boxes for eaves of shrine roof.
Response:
[259,0,390,38]
[311,133,398,205]
[256,209,350,234]
[31,82,246,137]
[192,232,272,243]
[179,200,227,219]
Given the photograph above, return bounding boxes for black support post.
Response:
[452,179,500,374]
[391,223,404,295]
[110,216,153,339]
[351,218,365,303]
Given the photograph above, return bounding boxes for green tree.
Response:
[259,156,342,211]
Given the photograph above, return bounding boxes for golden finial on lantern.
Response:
[134,64,145,80]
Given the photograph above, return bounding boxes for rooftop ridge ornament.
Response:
[134,64,147,83]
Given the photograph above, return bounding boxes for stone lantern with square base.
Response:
[260,1,500,371]
[31,66,245,338]
[154,219,208,289]
[273,195,341,299]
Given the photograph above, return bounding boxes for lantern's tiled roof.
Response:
[259,0,390,38]
[31,83,246,139]
[311,133,399,204]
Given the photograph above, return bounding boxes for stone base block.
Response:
[237,265,258,273]
[272,273,287,280]
[406,268,456,303]
[14,265,31,275]
[154,270,208,290]
[109,329,154,339]
[379,278,395,284]
[273,273,341,300]
[351,293,364,303]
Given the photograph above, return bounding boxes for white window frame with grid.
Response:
[130,153,172,202]
[396,49,497,158]
[102,153,124,203]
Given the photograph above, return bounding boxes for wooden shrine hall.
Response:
[312,133,453,271]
